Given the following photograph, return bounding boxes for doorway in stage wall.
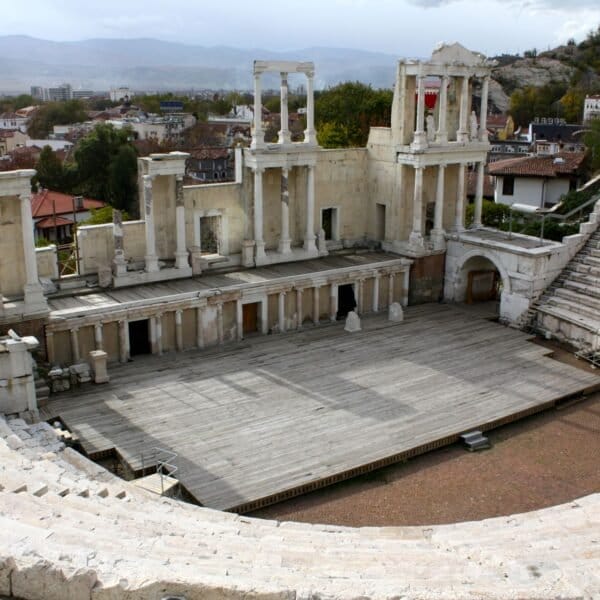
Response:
[129,319,151,356]
[337,284,357,320]
[243,302,259,335]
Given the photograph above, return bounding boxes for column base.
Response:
[408,232,425,250]
[144,255,160,273]
[457,132,469,143]
[470,221,482,230]
[278,238,292,254]
[435,132,448,144]
[250,137,266,151]
[278,131,292,144]
[174,251,189,270]
[113,257,127,276]
[255,241,267,264]
[303,236,317,253]
[303,129,317,145]
[242,240,255,267]
[430,229,446,251]
[411,132,428,151]
[24,283,48,315]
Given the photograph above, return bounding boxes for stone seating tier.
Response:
[0,415,599,599]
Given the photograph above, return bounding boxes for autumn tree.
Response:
[27,100,88,138]
[315,82,392,148]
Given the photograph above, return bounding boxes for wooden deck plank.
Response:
[42,304,599,511]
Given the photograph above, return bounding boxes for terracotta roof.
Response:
[467,172,495,197]
[31,190,106,218]
[488,152,585,178]
[35,215,74,229]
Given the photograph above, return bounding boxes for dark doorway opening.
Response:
[322,208,333,240]
[375,203,386,240]
[129,319,151,356]
[243,302,259,335]
[337,284,356,320]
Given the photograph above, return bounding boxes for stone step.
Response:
[562,279,600,300]
[554,287,600,312]
[570,261,600,278]
[543,295,600,322]
[535,303,600,333]
[572,254,600,268]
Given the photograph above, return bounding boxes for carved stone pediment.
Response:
[430,42,488,66]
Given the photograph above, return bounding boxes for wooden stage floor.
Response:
[42,304,600,512]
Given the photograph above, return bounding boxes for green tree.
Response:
[560,88,586,123]
[108,145,138,213]
[27,100,88,138]
[74,123,138,213]
[34,146,65,190]
[315,82,392,147]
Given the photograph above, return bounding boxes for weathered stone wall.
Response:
[0,196,26,297]
[409,253,446,304]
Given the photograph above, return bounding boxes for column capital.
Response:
[143,174,154,185]
[252,166,265,175]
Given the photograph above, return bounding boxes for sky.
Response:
[1,0,599,57]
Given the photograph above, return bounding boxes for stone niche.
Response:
[0,332,39,417]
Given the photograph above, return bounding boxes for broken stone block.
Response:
[89,350,109,384]
[344,311,361,332]
[388,302,404,322]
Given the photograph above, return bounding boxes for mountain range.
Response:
[0,35,401,93]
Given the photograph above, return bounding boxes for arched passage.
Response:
[451,249,511,315]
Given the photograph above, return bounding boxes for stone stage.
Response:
[42,303,600,512]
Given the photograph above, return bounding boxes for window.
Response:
[502,176,514,196]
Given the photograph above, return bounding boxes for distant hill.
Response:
[0,36,399,93]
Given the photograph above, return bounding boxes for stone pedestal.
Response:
[388,302,404,322]
[89,350,110,384]
[344,311,361,332]
[242,241,255,268]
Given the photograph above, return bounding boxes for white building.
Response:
[583,95,600,123]
[110,87,134,102]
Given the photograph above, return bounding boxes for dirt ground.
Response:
[250,343,600,527]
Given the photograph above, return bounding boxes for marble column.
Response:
[143,175,159,273]
[304,70,316,144]
[355,279,363,314]
[253,167,266,262]
[457,75,470,143]
[455,163,467,232]
[373,275,380,313]
[196,306,205,349]
[413,74,427,149]
[330,284,338,322]
[94,323,104,351]
[278,72,291,144]
[431,163,446,250]
[46,331,55,364]
[175,310,183,352]
[479,76,490,142]
[174,174,188,269]
[112,209,127,276]
[19,192,46,311]
[278,168,292,254]
[409,166,425,248]
[313,286,320,325]
[304,166,317,253]
[70,328,80,364]
[233,300,242,341]
[435,75,449,144]
[118,320,129,363]
[296,288,303,330]
[402,270,410,307]
[251,71,264,149]
[473,161,485,229]
[155,315,163,356]
[217,303,224,344]
[278,292,286,333]
[388,273,395,306]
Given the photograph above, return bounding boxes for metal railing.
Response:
[140,447,179,496]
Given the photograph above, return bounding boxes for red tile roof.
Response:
[487,152,585,178]
[35,215,74,229]
[31,190,106,218]
[189,147,229,160]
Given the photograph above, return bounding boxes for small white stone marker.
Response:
[89,350,110,384]
[388,302,404,322]
[344,311,361,332]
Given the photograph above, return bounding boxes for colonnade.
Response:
[46,268,409,365]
